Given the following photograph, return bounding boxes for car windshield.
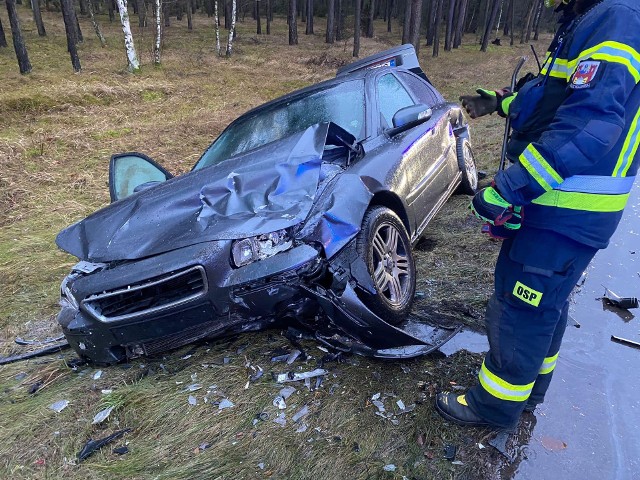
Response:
[194,80,365,170]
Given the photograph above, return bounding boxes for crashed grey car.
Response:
[55,45,478,364]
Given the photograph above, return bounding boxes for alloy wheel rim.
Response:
[371,222,411,306]
[464,144,478,191]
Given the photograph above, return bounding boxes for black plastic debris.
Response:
[443,444,457,461]
[601,288,639,310]
[0,342,70,365]
[28,381,43,395]
[15,335,65,346]
[77,429,131,462]
[113,446,129,455]
[611,335,640,350]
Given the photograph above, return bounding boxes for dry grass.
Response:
[0,5,554,479]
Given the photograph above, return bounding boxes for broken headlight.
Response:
[60,275,79,309]
[231,229,293,267]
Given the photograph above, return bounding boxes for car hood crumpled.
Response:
[56,123,347,262]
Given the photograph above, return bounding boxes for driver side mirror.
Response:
[109,153,173,202]
[387,104,432,137]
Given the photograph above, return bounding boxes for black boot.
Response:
[435,392,492,427]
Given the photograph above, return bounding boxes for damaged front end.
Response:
[56,122,460,364]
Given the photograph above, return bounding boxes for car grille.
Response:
[82,266,208,322]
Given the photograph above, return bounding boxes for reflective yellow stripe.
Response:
[478,361,534,402]
[614,106,640,177]
[539,352,559,375]
[568,41,640,83]
[501,94,516,115]
[520,144,564,192]
[541,57,571,79]
[532,190,629,212]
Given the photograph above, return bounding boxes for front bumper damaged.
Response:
[58,239,460,364]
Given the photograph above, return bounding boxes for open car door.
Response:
[109,152,173,202]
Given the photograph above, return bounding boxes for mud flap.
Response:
[304,284,461,359]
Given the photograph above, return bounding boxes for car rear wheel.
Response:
[456,137,478,195]
[356,206,416,325]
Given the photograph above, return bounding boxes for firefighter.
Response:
[435,0,640,430]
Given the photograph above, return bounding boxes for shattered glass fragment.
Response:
[296,423,308,433]
[188,395,197,406]
[273,413,286,427]
[49,400,69,413]
[218,399,234,410]
[292,405,309,422]
[372,400,385,413]
[304,377,312,391]
[93,370,103,380]
[280,386,296,399]
[258,463,265,470]
[183,383,202,392]
[273,396,287,410]
[383,464,396,472]
[396,399,405,410]
[92,406,115,424]
[274,368,327,383]
[286,350,302,364]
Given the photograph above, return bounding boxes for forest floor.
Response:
[0,6,553,479]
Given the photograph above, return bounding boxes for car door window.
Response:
[397,71,444,107]
[377,73,415,129]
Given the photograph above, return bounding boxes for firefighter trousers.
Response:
[466,226,598,428]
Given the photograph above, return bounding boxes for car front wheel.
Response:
[356,206,416,325]
[456,137,478,195]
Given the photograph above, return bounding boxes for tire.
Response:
[456,137,478,195]
[356,206,416,325]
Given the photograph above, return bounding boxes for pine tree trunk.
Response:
[0,18,7,48]
[187,0,193,29]
[401,0,411,44]
[409,0,422,52]
[386,0,393,32]
[153,0,162,63]
[225,0,236,55]
[353,0,360,56]
[444,0,455,50]
[60,0,81,71]
[426,0,435,46]
[432,0,443,57]
[266,0,271,33]
[74,7,84,43]
[532,0,543,41]
[288,0,298,44]
[520,0,534,44]
[325,0,335,42]
[115,0,140,70]
[136,0,145,26]
[214,0,221,54]
[6,0,32,73]
[335,0,343,41]
[108,0,115,22]
[503,0,512,36]
[366,0,374,37]
[32,0,46,36]
[79,0,87,14]
[305,0,313,34]
[454,0,468,48]
[480,0,500,51]
[87,0,106,46]
[256,0,261,33]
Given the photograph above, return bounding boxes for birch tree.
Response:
[225,0,236,56]
[214,0,221,55]
[115,0,140,71]
[153,0,162,64]
[6,0,32,73]
[87,0,107,47]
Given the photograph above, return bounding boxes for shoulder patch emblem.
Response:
[570,60,601,89]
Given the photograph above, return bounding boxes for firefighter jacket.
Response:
[495,0,640,249]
